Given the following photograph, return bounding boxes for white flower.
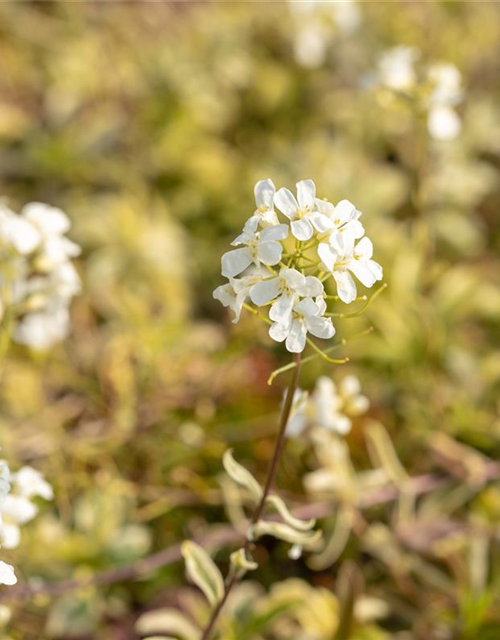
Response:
[0,206,40,255]
[249,267,324,324]
[0,562,16,586]
[213,268,268,323]
[221,219,288,278]
[0,461,10,501]
[21,202,80,270]
[269,297,335,353]
[337,375,370,416]
[377,46,418,92]
[315,199,365,246]
[318,235,383,304]
[428,105,461,141]
[274,180,332,241]
[244,179,279,231]
[13,301,71,350]
[286,375,369,438]
[428,63,462,107]
[12,466,54,501]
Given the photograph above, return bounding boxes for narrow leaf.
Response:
[266,495,316,531]
[181,541,225,608]
[136,608,200,639]
[223,449,263,502]
[230,547,258,572]
[251,521,322,548]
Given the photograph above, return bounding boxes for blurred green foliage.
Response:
[0,1,500,639]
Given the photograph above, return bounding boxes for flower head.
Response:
[274,180,332,241]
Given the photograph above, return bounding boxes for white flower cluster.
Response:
[288,0,362,69]
[376,46,463,141]
[0,202,81,349]
[287,374,369,438]
[0,462,53,586]
[214,179,382,353]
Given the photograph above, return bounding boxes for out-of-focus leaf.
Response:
[266,494,316,531]
[223,449,263,502]
[136,608,200,639]
[251,521,322,548]
[181,541,225,608]
[230,547,258,573]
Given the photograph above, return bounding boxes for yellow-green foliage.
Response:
[1,2,500,639]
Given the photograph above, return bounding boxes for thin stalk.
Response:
[200,353,302,640]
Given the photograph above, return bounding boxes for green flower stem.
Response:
[200,353,302,640]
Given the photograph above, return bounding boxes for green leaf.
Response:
[266,495,316,531]
[251,521,322,548]
[223,449,263,502]
[181,541,225,609]
[136,608,200,639]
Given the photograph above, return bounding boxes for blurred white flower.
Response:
[213,268,268,323]
[427,104,462,141]
[377,46,419,92]
[287,374,369,437]
[0,199,81,350]
[0,561,16,586]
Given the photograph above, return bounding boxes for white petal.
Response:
[213,283,236,307]
[349,260,378,288]
[315,296,327,316]
[333,270,357,304]
[7,217,41,254]
[305,315,335,340]
[257,241,282,266]
[274,187,299,219]
[286,413,308,438]
[340,375,361,396]
[286,319,307,353]
[254,179,275,209]
[1,523,21,549]
[22,203,70,236]
[270,293,295,323]
[243,215,260,234]
[355,237,374,260]
[260,223,289,242]
[249,278,281,305]
[428,105,461,141]
[221,248,253,278]
[281,268,306,290]
[334,199,357,224]
[315,198,335,217]
[301,276,323,298]
[294,297,319,317]
[269,321,289,343]
[0,561,17,586]
[291,218,313,241]
[309,212,334,233]
[296,179,316,210]
[317,242,336,271]
[231,229,253,246]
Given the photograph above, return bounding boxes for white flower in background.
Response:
[288,0,361,68]
[376,49,463,141]
[287,375,369,437]
[0,562,16,586]
[21,202,80,270]
[274,180,332,241]
[221,219,288,278]
[250,268,323,324]
[244,179,279,231]
[0,465,53,551]
[377,46,419,92]
[0,199,81,350]
[0,206,40,255]
[426,63,463,141]
[318,235,383,304]
[270,297,335,353]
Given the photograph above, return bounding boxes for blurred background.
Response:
[0,1,500,638]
